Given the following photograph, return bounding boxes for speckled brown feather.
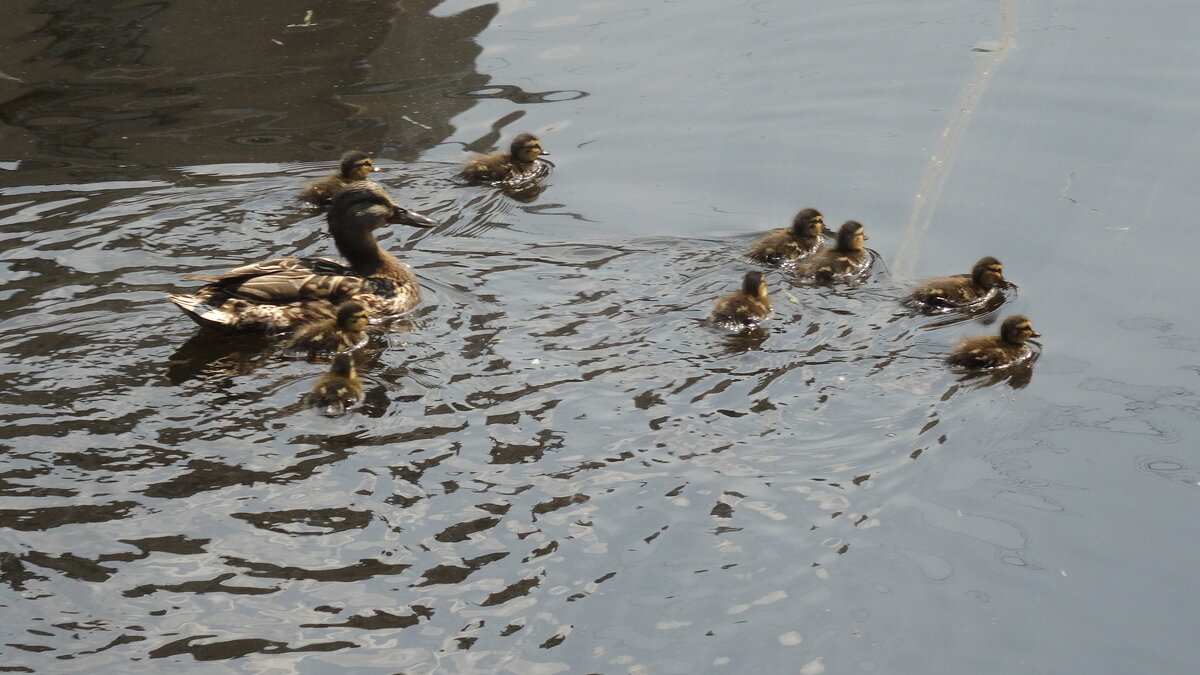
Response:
[793,220,870,282]
[709,271,771,326]
[747,209,825,266]
[908,257,1007,308]
[946,315,1040,369]
[459,133,547,182]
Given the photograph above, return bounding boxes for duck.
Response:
[793,220,871,282]
[906,256,1010,309]
[299,150,377,206]
[746,208,825,267]
[709,270,771,327]
[303,353,363,415]
[168,182,436,332]
[282,301,369,357]
[459,133,549,182]
[946,314,1041,369]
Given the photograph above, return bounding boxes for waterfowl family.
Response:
[907,256,1010,309]
[709,271,771,327]
[299,150,378,206]
[793,220,871,282]
[283,301,369,357]
[459,133,549,182]
[746,208,825,267]
[303,353,363,415]
[946,314,1041,369]
[169,183,436,331]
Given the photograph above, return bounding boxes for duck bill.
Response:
[390,207,438,228]
[1029,330,1042,338]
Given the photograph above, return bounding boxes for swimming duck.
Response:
[907,256,1010,309]
[299,150,377,206]
[793,220,871,281]
[303,353,363,415]
[946,314,1041,369]
[746,208,825,267]
[709,270,771,327]
[283,301,369,357]
[459,133,549,182]
[169,182,436,332]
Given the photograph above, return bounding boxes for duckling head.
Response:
[329,352,357,378]
[999,315,1041,345]
[339,151,376,181]
[742,270,768,301]
[790,208,824,238]
[834,220,867,251]
[336,301,369,333]
[971,256,1007,290]
[511,133,548,162]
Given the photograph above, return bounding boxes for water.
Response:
[3,0,1200,673]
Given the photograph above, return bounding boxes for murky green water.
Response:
[3,1,1199,672]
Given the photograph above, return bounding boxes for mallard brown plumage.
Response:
[746,208,825,267]
[459,133,549,182]
[168,183,436,332]
[907,256,1010,309]
[299,150,377,206]
[303,353,363,415]
[709,271,771,327]
[946,314,1041,369]
[283,301,369,357]
[793,220,871,282]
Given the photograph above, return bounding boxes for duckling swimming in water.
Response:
[299,150,378,206]
[283,301,369,357]
[303,353,363,415]
[459,133,549,182]
[746,208,825,267]
[169,182,436,332]
[709,271,771,328]
[793,220,871,282]
[906,256,1010,309]
[946,314,1041,369]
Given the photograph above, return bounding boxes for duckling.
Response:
[459,133,549,182]
[907,256,1010,309]
[709,271,771,327]
[946,314,1041,369]
[303,353,363,415]
[283,301,369,357]
[746,208,825,267]
[169,182,436,332]
[299,150,377,206]
[793,220,871,282]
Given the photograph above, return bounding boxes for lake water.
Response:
[2,0,1199,673]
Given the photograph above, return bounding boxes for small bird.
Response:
[283,301,369,357]
[303,353,363,415]
[459,133,549,182]
[299,150,378,206]
[793,220,871,282]
[709,270,771,327]
[906,256,1011,309]
[746,208,825,267]
[169,183,436,332]
[946,314,1041,369]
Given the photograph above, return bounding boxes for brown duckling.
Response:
[793,220,871,282]
[709,271,771,327]
[946,314,1041,369]
[299,150,377,206]
[303,353,363,415]
[746,208,825,267]
[459,133,549,182]
[169,183,436,332]
[907,256,1010,309]
[283,301,369,357]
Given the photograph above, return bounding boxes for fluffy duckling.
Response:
[793,220,871,282]
[907,256,1010,309]
[169,183,436,331]
[303,353,363,415]
[283,301,369,357]
[746,208,825,267]
[946,314,1041,369]
[709,271,771,327]
[459,133,549,182]
[299,150,378,206]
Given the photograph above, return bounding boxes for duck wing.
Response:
[185,256,375,304]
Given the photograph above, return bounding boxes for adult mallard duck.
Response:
[709,270,771,327]
[303,353,363,415]
[906,256,1011,309]
[459,133,549,182]
[169,183,436,331]
[946,314,1041,369]
[793,220,871,282]
[746,208,825,267]
[283,301,369,357]
[299,150,377,206]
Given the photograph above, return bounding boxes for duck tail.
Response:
[167,294,241,330]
